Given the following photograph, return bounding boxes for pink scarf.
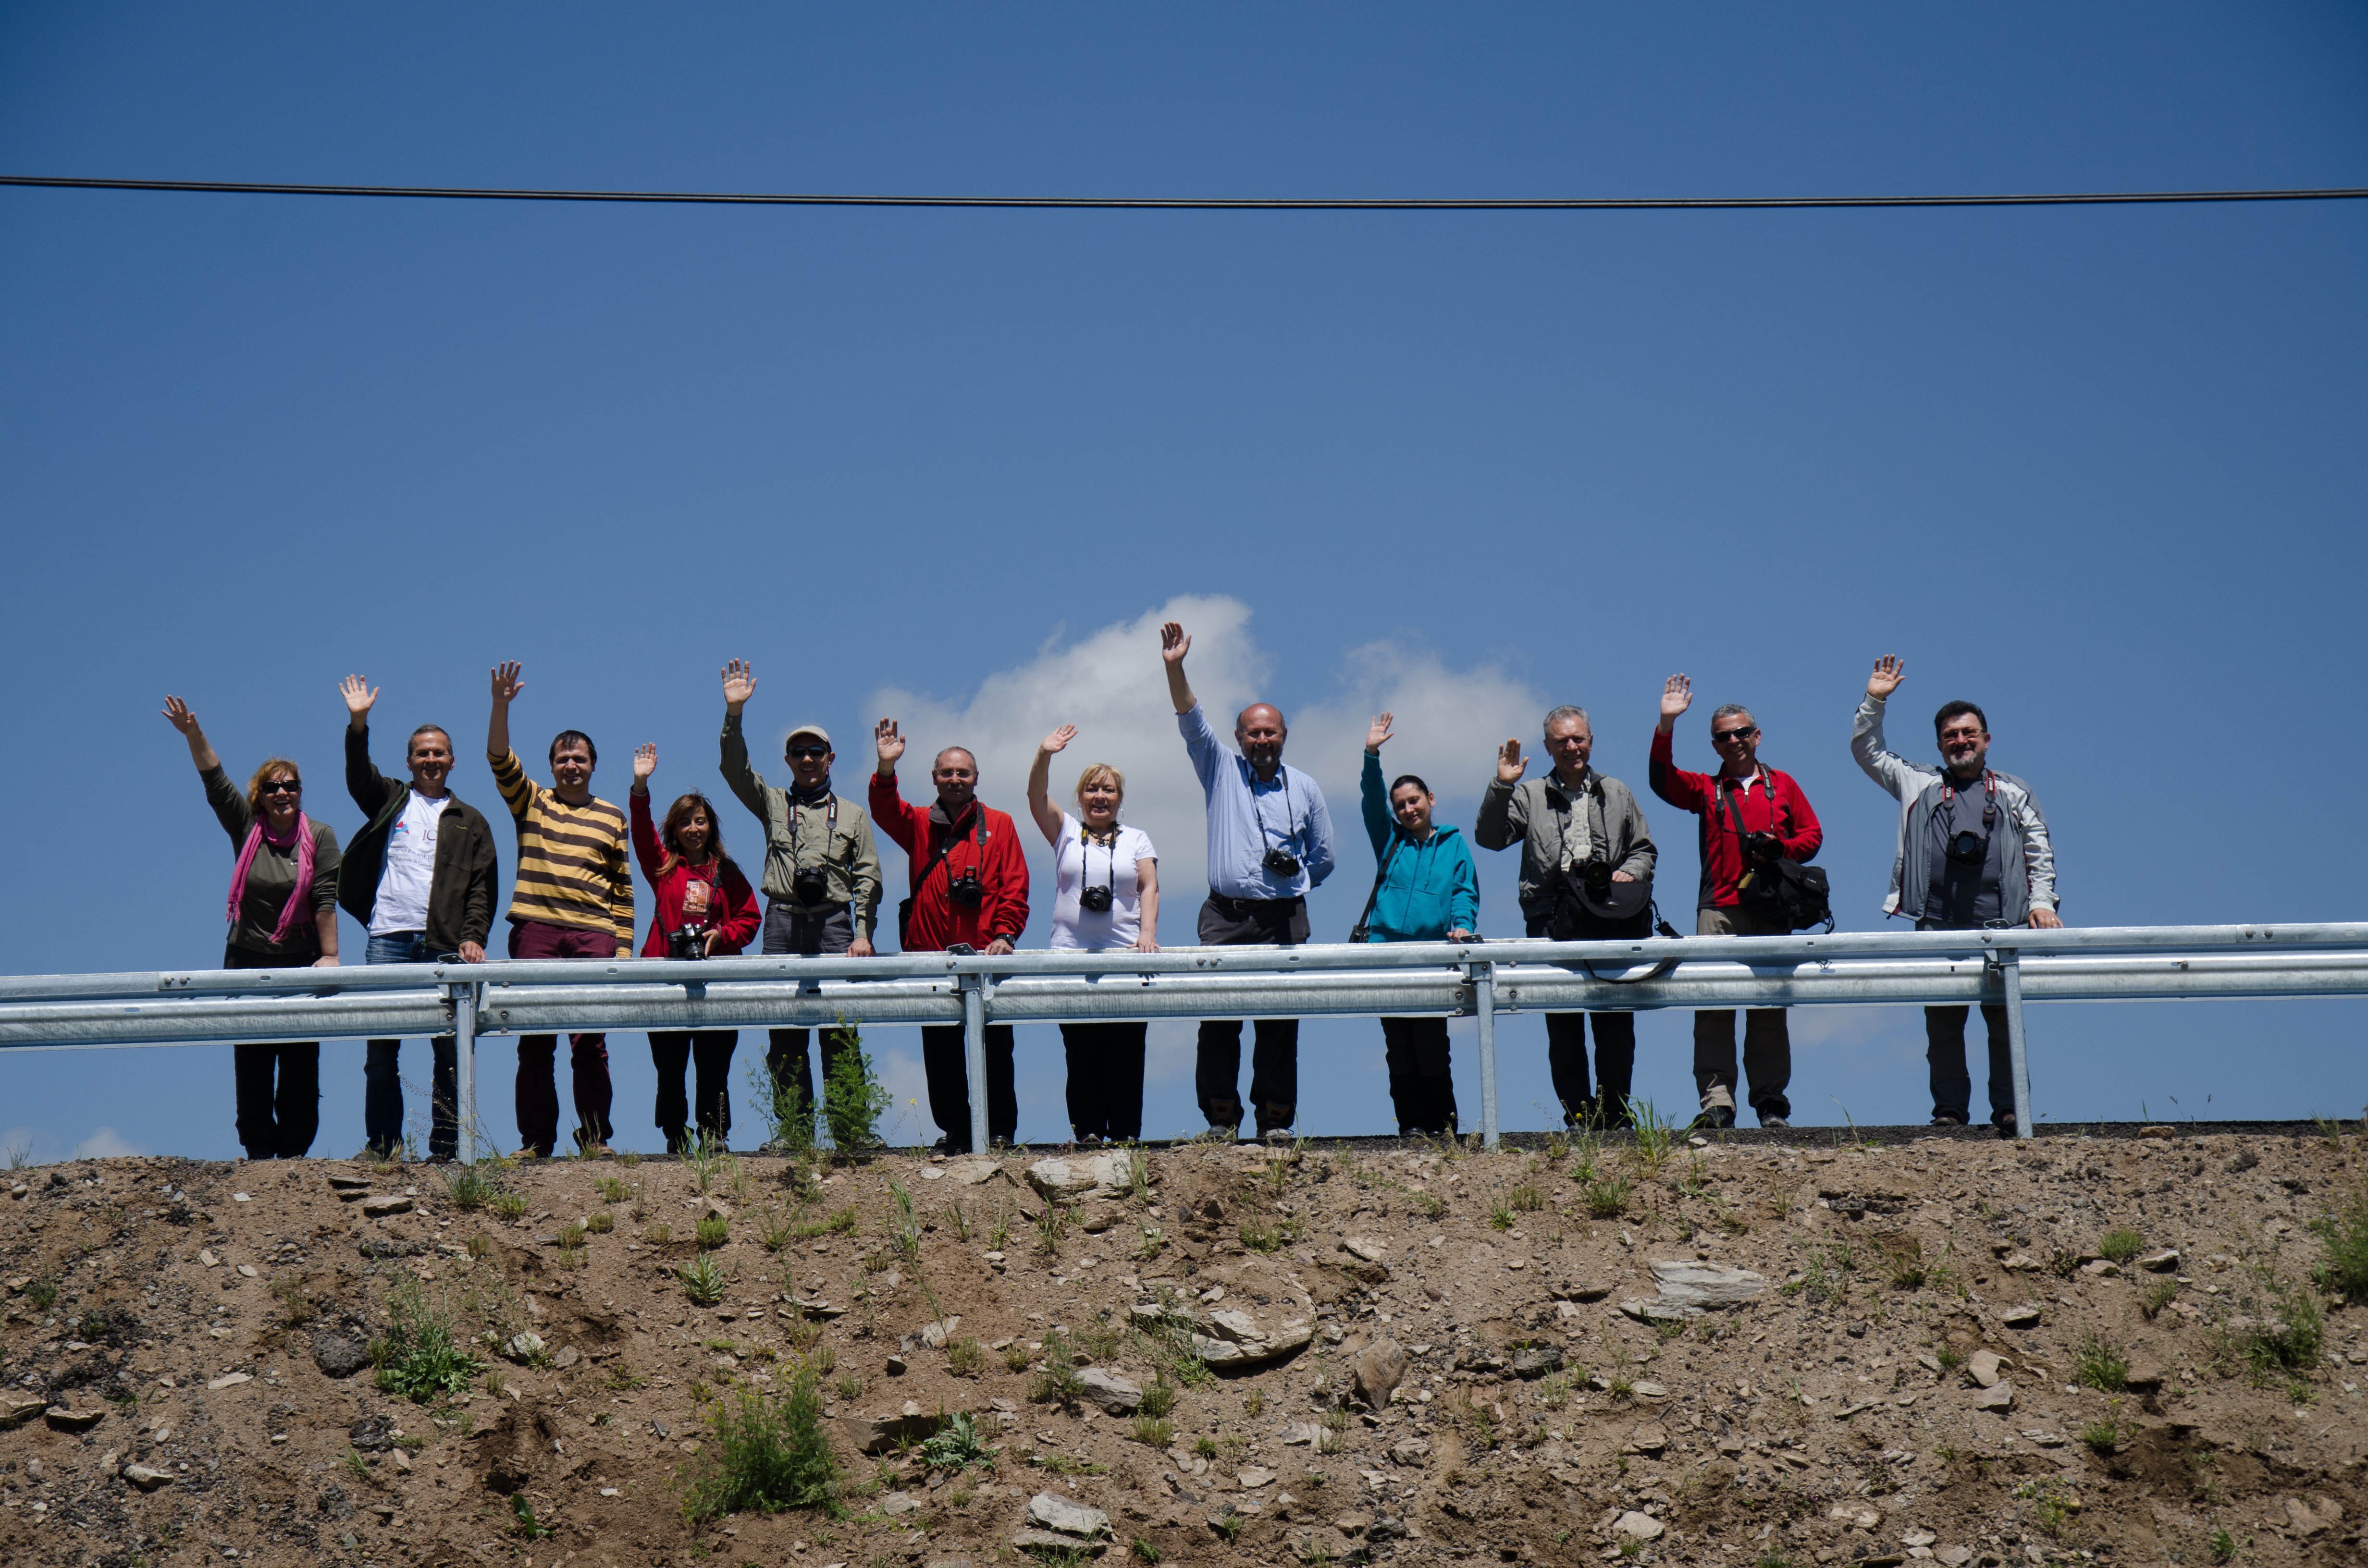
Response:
[227,812,318,946]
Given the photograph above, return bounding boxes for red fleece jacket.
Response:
[1648,730,1823,909]
[867,775,1031,952]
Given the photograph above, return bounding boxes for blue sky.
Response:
[3,4,2364,1161]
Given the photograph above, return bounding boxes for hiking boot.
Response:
[1929,1113,1968,1128]
[509,1145,549,1161]
[1687,1107,1735,1132]
[579,1140,617,1159]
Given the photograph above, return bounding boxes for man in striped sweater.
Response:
[488,661,635,1158]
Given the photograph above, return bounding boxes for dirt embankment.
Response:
[2,1127,2364,1568]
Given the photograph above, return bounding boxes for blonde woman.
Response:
[164,695,342,1159]
[1027,726,1158,1144]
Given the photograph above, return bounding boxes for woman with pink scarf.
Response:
[165,695,344,1159]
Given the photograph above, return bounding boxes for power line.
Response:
[3,173,2365,211]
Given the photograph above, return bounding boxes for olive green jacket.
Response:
[719,711,883,941]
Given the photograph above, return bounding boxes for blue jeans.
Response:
[364,931,459,1159]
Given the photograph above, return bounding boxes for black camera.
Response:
[1579,857,1614,892]
[666,924,711,961]
[1946,830,1988,866]
[948,868,984,907]
[791,867,830,906]
[1079,884,1114,913]
[1262,846,1302,877]
[1743,831,1785,862]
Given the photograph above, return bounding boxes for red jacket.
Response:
[1648,730,1823,910]
[867,775,1030,953]
[630,792,761,958]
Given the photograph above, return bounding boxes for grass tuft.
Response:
[681,1361,842,1519]
[370,1276,481,1404]
[2097,1228,2145,1266]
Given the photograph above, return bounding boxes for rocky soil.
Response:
[3,1125,2364,1568]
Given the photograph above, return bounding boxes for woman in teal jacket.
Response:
[1360,714,1480,1137]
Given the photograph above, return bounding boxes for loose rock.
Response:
[1027,1491,1111,1538]
[1354,1337,1408,1409]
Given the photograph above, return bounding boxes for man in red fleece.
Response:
[1648,674,1823,1130]
[870,719,1030,1152]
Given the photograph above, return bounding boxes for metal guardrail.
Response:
[4,922,2366,1155]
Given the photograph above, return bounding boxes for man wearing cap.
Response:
[718,660,884,1142]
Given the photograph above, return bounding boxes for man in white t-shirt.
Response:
[337,676,500,1162]
[1027,725,1160,1143]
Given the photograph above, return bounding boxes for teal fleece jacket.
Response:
[1358,753,1480,942]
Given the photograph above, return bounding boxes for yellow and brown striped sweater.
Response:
[488,749,635,953]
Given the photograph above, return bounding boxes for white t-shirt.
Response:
[369,789,445,936]
[1048,814,1157,951]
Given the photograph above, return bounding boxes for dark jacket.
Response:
[337,725,499,955]
[1474,767,1656,923]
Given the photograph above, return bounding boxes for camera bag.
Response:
[1720,775,1833,932]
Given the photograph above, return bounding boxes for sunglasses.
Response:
[785,745,830,760]
[261,779,304,795]
[1711,727,1759,744]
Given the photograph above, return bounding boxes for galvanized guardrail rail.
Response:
[5,923,2365,1155]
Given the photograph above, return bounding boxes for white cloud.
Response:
[71,1126,146,1159]
[864,596,1547,925]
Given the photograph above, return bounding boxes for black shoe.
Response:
[1561,1098,1597,1130]
[1688,1107,1736,1131]
[1994,1113,2018,1139]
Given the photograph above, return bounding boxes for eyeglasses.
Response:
[261,779,303,795]
[1711,727,1758,744]
[785,746,830,760]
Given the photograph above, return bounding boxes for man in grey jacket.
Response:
[1476,704,1657,1128]
[1851,655,2060,1133]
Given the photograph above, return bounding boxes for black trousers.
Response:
[225,943,320,1159]
[921,1023,1016,1153]
[1061,1022,1147,1141]
[1524,914,1636,1123]
[1194,894,1308,1131]
[651,1030,738,1150]
[1380,1017,1457,1136]
[761,902,856,1122]
[1926,1004,2013,1126]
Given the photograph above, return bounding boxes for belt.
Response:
[1208,892,1304,915]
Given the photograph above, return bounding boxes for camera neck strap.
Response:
[788,791,838,875]
[1247,760,1296,850]
[1719,767,1777,860]
[1080,820,1122,901]
[1937,770,1998,832]
[914,810,975,894]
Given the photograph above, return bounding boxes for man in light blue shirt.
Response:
[1160,620,1336,1141]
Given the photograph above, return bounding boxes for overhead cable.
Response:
[2,173,2365,210]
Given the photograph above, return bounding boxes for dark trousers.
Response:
[651,1030,738,1151]
[1061,1022,1147,1142]
[508,920,615,1154]
[760,902,855,1122]
[1380,1017,1457,1137]
[224,944,319,1159]
[1524,914,1636,1124]
[362,931,458,1160]
[1926,1004,2013,1126]
[921,1023,1016,1153]
[1195,894,1308,1132]
[1691,905,1792,1121]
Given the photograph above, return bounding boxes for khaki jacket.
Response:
[719,712,884,941]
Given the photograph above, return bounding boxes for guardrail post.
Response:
[1469,960,1499,1150]
[1998,948,2034,1140]
[959,971,989,1153]
[452,978,479,1164]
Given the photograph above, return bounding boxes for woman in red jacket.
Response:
[630,745,761,1153]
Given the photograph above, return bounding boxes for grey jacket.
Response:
[1473,769,1657,922]
[1850,694,2058,925]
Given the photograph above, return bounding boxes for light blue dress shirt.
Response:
[1179,703,1336,900]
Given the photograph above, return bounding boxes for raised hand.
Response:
[339,674,379,722]
[632,743,658,783]
[875,718,906,772]
[1496,737,1528,784]
[161,695,200,736]
[1365,712,1395,754]
[1040,724,1077,755]
[721,658,755,713]
[1866,655,1906,700]
[490,662,525,705]
[1660,674,1693,720]
[1159,622,1191,665]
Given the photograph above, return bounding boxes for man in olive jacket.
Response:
[337,676,500,1162]
[1475,703,1657,1128]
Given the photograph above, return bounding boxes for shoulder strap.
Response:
[911,813,972,893]
[1354,834,1403,932]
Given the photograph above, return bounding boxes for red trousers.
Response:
[508,920,615,1153]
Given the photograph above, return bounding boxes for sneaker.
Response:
[1758,1115,1790,1130]
[579,1140,617,1159]
[1687,1108,1735,1132]
[1204,1121,1242,1143]
[1258,1127,1295,1147]
[509,1145,548,1161]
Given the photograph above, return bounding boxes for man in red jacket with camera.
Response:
[870,718,1030,1153]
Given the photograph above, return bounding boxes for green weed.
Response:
[681,1362,842,1519]
[2098,1228,2145,1266]
[679,1253,731,1307]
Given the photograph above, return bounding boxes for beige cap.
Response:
[785,723,832,749]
